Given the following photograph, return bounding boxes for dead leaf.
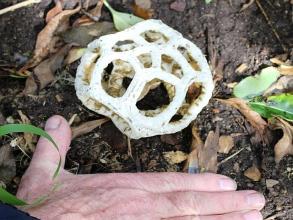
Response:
[263,76,293,96]
[17,110,35,151]
[278,64,293,76]
[0,144,16,185]
[218,135,234,154]
[132,0,153,19]
[62,22,115,47]
[163,151,188,164]
[266,179,279,188]
[244,165,261,181]
[65,47,86,65]
[74,0,104,26]
[24,44,72,94]
[46,0,63,23]
[71,118,109,139]
[270,57,286,66]
[160,133,181,145]
[217,98,268,144]
[184,125,219,173]
[170,0,186,12]
[235,63,248,74]
[269,118,293,163]
[21,6,80,71]
[240,0,255,12]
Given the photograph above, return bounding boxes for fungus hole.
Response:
[101,59,135,98]
[178,47,201,71]
[161,54,183,78]
[83,50,100,85]
[141,30,169,44]
[136,79,175,117]
[112,40,138,52]
[138,53,152,68]
[169,82,203,123]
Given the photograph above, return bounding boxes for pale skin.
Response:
[17,115,265,220]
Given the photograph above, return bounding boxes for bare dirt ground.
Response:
[0,0,292,219]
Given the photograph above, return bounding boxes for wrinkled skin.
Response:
[17,116,265,220]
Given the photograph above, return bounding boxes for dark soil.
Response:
[0,0,292,219]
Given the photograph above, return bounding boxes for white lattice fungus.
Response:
[75,19,214,139]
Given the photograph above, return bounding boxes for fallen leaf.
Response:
[104,0,144,31]
[240,0,255,12]
[217,98,268,144]
[46,0,63,23]
[132,2,153,19]
[74,0,104,26]
[233,67,280,99]
[270,57,286,65]
[244,165,261,181]
[249,93,293,121]
[71,118,109,139]
[62,22,115,47]
[265,179,279,188]
[163,151,188,164]
[17,110,35,152]
[235,63,248,73]
[264,76,293,96]
[170,0,186,12]
[185,125,219,173]
[218,135,234,154]
[21,6,80,71]
[269,118,293,163]
[0,144,16,185]
[64,47,86,65]
[278,64,293,76]
[24,45,72,94]
[160,133,181,145]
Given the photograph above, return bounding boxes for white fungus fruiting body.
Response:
[75,19,214,139]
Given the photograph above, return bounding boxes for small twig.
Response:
[0,0,41,16]
[255,0,287,51]
[127,137,133,159]
[81,9,100,21]
[264,212,287,220]
[218,148,245,166]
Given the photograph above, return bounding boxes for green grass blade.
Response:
[0,123,61,206]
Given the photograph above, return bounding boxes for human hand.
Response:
[17,115,265,220]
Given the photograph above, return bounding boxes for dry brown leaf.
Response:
[217,98,268,144]
[218,135,234,154]
[184,126,219,173]
[24,44,72,94]
[64,47,86,65]
[72,118,109,139]
[163,151,188,164]
[278,64,293,76]
[21,6,80,71]
[0,144,16,185]
[74,0,104,26]
[132,2,153,19]
[17,110,35,151]
[46,0,63,23]
[244,165,261,181]
[264,76,293,96]
[269,118,293,163]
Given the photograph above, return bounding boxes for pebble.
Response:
[266,179,279,188]
[170,0,186,12]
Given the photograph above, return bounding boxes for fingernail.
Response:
[243,211,262,220]
[246,193,265,209]
[219,178,237,190]
[45,117,62,130]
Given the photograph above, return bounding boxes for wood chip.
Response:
[235,63,248,73]
[244,165,261,181]
[266,179,279,188]
[163,151,188,164]
[218,135,234,154]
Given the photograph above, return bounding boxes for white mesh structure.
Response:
[75,19,214,139]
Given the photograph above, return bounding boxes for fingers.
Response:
[166,210,263,220]
[30,115,71,169]
[79,173,237,193]
[17,115,72,201]
[152,190,265,218]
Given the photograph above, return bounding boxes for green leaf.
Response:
[205,0,213,3]
[103,0,144,31]
[233,67,280,100]
[249,93,293,121]
[0,124,61,206]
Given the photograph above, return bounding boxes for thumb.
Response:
[17,115,72,201]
